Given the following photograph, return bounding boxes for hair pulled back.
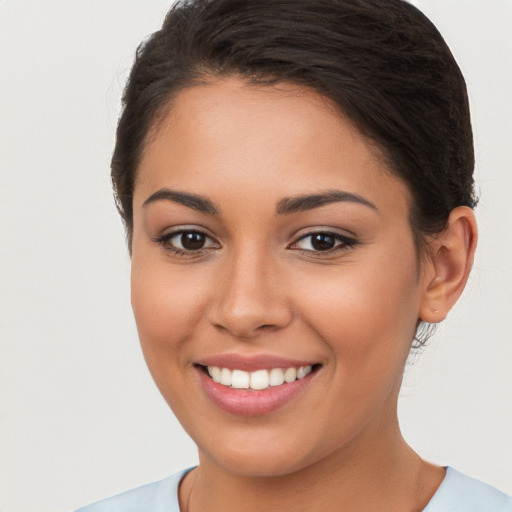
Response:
[112,0,476,249]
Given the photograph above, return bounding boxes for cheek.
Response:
[296,249,421,374]
[130,257,209,370]
[284,254,422,451]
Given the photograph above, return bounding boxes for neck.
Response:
[181,413,444,512]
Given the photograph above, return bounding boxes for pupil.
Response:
[181,232,205,250]
[311,234,335,251]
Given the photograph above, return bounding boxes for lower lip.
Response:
[196,367,316,416]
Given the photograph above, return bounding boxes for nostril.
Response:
[257,324,276,331]
[207,285,294,338]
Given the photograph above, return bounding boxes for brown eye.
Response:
[292,231,356,254]
[156,229,218,254]
[310,233,335,251]
[180,232,206,250]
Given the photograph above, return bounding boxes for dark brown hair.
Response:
[112,0,477,249]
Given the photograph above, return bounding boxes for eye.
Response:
[154,229,219,255]
[291,231,356,253]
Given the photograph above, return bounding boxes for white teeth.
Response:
[269,368,284,386]
[297,365,311,379]
[205,364,314,390]
[207,366,222,383]
[231,369,250,389]
[284,367,297,383]
[220,368,232,386]
[249,369,269,390]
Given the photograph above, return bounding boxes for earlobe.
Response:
[419,206,478,323]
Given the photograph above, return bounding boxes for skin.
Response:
[130,77,477,511]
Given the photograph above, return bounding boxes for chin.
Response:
[205,448,312,478]
[193,426,338,479]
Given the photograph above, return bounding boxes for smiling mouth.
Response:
[197,364,321,391]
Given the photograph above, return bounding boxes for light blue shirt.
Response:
[75,467,512,511]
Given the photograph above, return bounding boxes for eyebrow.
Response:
[142,187,377,216]
[142,188,219,214]
[276,190,378,215]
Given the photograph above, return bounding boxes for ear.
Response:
[419,206,478,323]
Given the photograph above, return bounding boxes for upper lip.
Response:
[194,354,319,372]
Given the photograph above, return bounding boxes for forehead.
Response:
[135,77,411,216]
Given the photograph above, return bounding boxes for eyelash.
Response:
[152,230,219,257]
[153,229,357,257]
[290,231,357,256]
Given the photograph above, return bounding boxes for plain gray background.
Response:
[0,1,511,511]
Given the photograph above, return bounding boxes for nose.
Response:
[207,249,293,339]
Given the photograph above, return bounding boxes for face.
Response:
[131,77,432,477]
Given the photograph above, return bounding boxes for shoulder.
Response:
[74,468,191,512]
[424,467,512,512]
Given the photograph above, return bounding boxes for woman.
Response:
[76,0,512,510]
